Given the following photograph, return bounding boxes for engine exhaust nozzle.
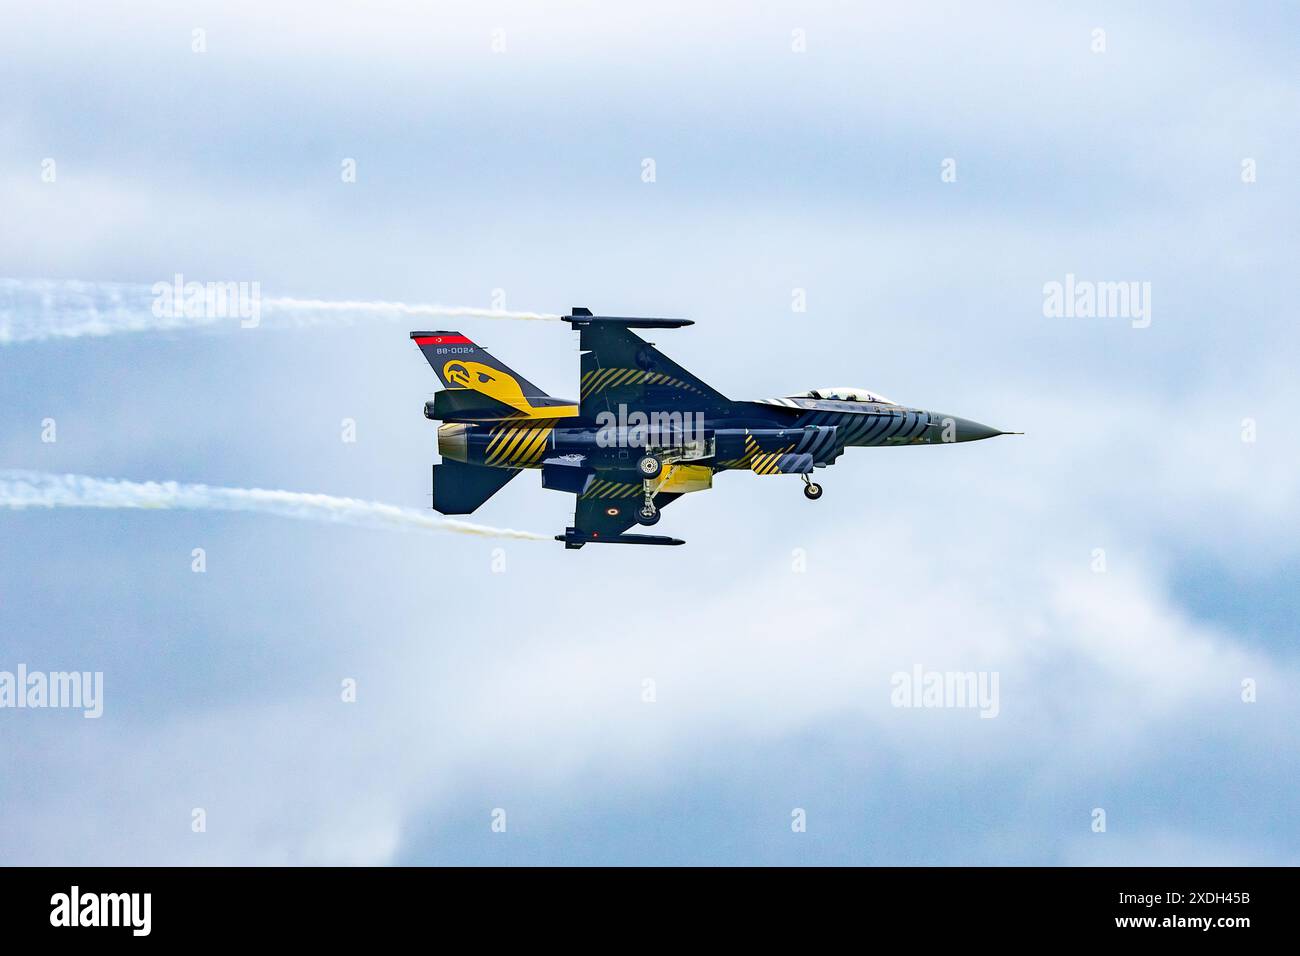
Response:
[437,423,469,463]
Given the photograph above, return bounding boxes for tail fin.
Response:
[411,331,575,419]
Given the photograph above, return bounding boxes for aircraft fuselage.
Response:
[432,398,1004,473]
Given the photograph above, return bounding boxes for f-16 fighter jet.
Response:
[411,309,1017,548]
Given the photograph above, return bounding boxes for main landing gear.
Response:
[637,454,663,479]
[635,502,661,526]
[802,474,824,500]
[636,454,666,524]
[637,464,662,526]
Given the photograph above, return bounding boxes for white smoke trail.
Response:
[261,297,560,324]
[0,470,549,541]
[0,277,561,344]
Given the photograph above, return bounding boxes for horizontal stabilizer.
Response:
[432,460,520,515]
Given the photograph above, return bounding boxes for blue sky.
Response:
[1,0,1297,864]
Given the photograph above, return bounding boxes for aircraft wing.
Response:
[564,310,730,419]
[558,472,684,548]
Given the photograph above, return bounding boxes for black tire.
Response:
[635,504,661,526]
[637,455,662,479]
[803,482,823,500]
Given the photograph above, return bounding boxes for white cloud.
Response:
[5,385,1292,864]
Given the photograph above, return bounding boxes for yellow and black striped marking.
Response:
[483,423,554,468]
[744,433,794,475]
[580,478,643,499]
[580,367,703,400]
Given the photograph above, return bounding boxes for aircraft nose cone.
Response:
[932,414,1010,442]
[955,417,1003,441]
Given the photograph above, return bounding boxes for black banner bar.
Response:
[0,866,1282,943]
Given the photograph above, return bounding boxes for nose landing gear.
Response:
[801,474,823,500]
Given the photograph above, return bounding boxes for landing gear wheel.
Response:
[637,455,663,479]
[803,482,823,501]
[635,503,661,526]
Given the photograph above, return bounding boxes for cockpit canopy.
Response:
[795,386,897,405]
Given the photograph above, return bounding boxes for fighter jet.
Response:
[411,309,1017,548]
